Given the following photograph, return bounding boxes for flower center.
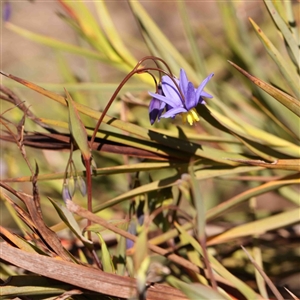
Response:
[180,108,200,125]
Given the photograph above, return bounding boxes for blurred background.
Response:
[1,1,299,299]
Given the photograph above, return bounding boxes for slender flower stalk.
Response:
[149,69,214,125]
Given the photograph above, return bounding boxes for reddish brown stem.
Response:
[90,63,182,148]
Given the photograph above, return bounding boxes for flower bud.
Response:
[62,183,72,203]
[68,176,76,197]
[76,176,86,197]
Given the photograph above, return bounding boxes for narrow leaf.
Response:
[59,0,120,62]
[206,175,300,221]
[208,208,300,245]
[96,233,115,273]
[65,89,91,160]
[242,246,285,300]
[228,61,300,117]
[5,22,109,62]
[0,243,187,299]
[166,275,227,300]
[264,0,300,70]
[226,159,300,171]
[94,1,137,67]
[174,222,260,299]
[49,198,92,246]
[128,0,199,82]
[249,17,299,97]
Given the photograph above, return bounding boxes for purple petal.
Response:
[185,82,197,110]
[148,91,181,108]
[62,183,72,203]
[3,1,11,22]
[149,98,166,125]
[200,91,213,98]
[161,106,187,118]
[157,101,166,120]
[195,73,214,103]
[161,76,182,103]
[179,69,189,95]
[198,97,206,105]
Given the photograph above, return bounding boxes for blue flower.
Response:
[149,69,213,125]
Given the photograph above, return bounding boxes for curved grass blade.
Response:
[94,1,137,67]
[0,226,37,254]
[187,170,217,291]
[242,246,284,300]
[174,223,260,300]
[94,166,264,213]
[5,22,111,62]
[2,162,184,182]
[226,159,300,171]
[65,89,91,161]
[59,0,120,62]
[263,0,300,71]
[128,0,199,82]
[1,275,74,298]
[48,198,92,246]
[177,1,207,77]
[228,61,300,118]
[1,192,34,236]
[218,1,257,73]
[208,208,300,245]
[206,174,300,221]
[284,1,299,48]
[66,199,200,274]
[203,105,300,158]
[166,275,228,300]
[4,21,138,77]
[95,233,115,273]
[249,17,299,97]
[3,82,150,93]
[250,95,298,141]
[252,243,268,299]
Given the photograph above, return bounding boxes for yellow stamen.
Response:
[180,108,200,125]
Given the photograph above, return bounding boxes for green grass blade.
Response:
[65,89,91,160]
[264,0,300,71]
[128,0,199,82]
[206,175,300,221]
[177,1,207,77]
[208,208,300,245]
[284,1,299,46]
[204,105,300,157]
[175,223,260,299]
[96,233,115,273]
[94,1,137,67]
[188,170,205,240]
[3,82,150,93]
[226,159,300,171]
[49,198,93,246]
[166,275,227,300]
[249,18,299,97]
[94,166,264,213]
[1,275,72,298]
[5,22,110,62]
[242,246,284,300]
[60,0,120,62]
[228,61,300,118]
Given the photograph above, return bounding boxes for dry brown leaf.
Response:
[1,243,187,300]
